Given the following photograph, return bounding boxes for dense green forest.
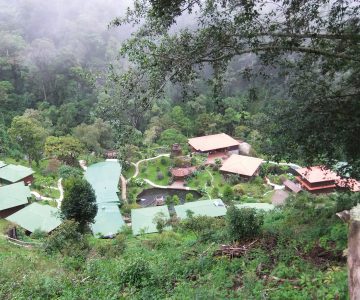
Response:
[0,0,359,299]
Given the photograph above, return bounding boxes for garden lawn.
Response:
[138,157,171,185]
[187,167,227,195]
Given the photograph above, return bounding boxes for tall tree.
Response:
[112,0,360,176]
[61,177,97,233]
[8,115,47,165]
[44,136,83,166]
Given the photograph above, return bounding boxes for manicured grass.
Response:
[233,181,274,203]
[187,167,227,197]
[138,157,172,185]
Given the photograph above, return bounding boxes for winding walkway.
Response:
[132,154,170,178]
[30,178,64,208]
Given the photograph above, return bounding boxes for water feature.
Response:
[137,188,202,207]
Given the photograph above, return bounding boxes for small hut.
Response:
[171,143,182,157]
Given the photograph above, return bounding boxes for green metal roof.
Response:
[0,182,30,211]
[174,199,227,219]
[6,203,62,233]
[131,206,170,235]
[85,161,121,203]
[85,161,124,237]
[92,203,125,237]
[0,161,6,168]
[0,164,34,183]
[235,203,275,212]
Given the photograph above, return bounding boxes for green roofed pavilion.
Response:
[85,160,124,237]
[0,164,34,184]
[85,161,121,203]
[131,206,170,235]
[92,203,125,237]
[6,203,62,233]
[0,182,30,212]
[235,203,275,212]
[174,199,227,219]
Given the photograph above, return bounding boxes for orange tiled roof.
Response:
[188,133,240,152]
[296,166,339,183]
[336,178,360,192]
[220,154,263,177]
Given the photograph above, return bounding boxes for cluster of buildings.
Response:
[171,133,359,195]
[0,161,62,236]
[170,133,263,181]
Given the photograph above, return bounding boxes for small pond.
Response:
[137,188,202,207]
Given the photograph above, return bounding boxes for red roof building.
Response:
[170,167,196,180]
[188,133,240,154]
[336,178,360,192]
[295,166,339,193]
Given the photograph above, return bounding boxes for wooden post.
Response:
[338,205,360,300]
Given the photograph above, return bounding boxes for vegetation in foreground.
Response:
[0,192,354,299]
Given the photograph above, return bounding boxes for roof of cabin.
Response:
[131,206,170,235]
[6,203,62,233]
[174,199,227,219]
[188,133,240,152]
[296,166,339,183]
[220,154,263,177]
[0,182,30,211]
[0,164,34,183]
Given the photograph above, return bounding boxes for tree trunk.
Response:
[338,206,360,300]
[348,206,360,300]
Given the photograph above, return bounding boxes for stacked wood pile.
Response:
[214,240,258,259]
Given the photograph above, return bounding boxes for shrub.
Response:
[157,171,164,180]
[226,206,264,241]
[223,185,234,201]
[185,193,194,202]
[119,257,152,288]
[153,212,168,233]
[141,166,147,173]
[211,187,219,198]
[156,166,160,172]
[160,157,168,165]
[172,195,180,205]
[206,179,212,186]
[44,220,90,257]
[58,165,83,179]
[180,214,226,242]
[96,234,127,257]
[226,174,241,185]
[30,229,47,240]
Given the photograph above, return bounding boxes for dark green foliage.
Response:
[335,192,360,212]
[119,257,152,288]
[185,193,194,202]
[44,220,89,257]
[61,177,97,232]
[222,185,234,201]
[58,165,83,179]
[179,214,226,242]
[96,234,127,258]
[156,171,164,180]
[226,206,264,242]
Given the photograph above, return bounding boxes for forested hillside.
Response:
[0,0,359,299]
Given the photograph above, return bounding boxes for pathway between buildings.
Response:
[265,177,285,190]
[265,161,302,170]
[120,175,127,202]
